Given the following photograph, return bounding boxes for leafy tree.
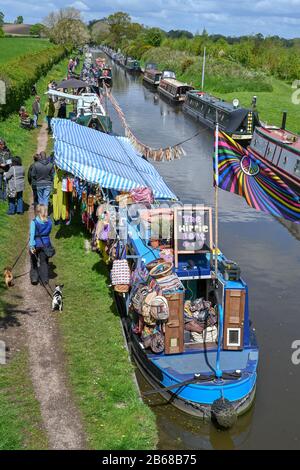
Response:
[106,11,131,47]
[144,28,165,47]
[30,23,44,37]
[0,27,4,38]
[14,16,24,24]
[0,11,4,26]
[43,8,90,48]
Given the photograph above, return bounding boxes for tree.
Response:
[0,11,4,26]
[144,28,165,47]
[0,27,4,38]
[43,8,90,48]
[106,11,131,47]
[14,16,24,24]
[91,19,110,44]
[30,23,44,37]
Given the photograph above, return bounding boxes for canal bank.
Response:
[0,56,158,450]
[103,55,300,450]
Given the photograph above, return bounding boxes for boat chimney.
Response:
[281,111,287,130]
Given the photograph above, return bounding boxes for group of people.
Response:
[1,136,55,285]
[28,152,55,286]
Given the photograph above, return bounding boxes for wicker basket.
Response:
[149,261,173,279]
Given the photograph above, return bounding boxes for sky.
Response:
[1,0,300,38]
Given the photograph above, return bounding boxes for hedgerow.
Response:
[0,45,67,118]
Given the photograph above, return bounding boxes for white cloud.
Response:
[1,0,300,37]
[69,1,90,11]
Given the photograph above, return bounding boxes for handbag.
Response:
[111,259,130,291]
[7,167,17,198]
[35,220,56,258]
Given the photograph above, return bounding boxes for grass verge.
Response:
[0,57,69,450]
[142,46,300,133]
[53,216,158,450]
[0,38,53,64]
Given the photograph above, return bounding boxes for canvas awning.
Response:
[51,119,177,200]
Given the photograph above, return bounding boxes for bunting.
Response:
[105,87,186,162]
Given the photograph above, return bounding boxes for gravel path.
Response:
[18,123,86,449]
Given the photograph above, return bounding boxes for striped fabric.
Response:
[215,131,300,222]
[51,119,177,200]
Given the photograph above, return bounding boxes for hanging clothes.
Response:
[53,170,70,222]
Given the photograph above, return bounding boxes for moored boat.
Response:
[113,200,258,426]
[125,57,141,73]
[183,91,260,143]
[248,115,300,196]
[143,68,162,87]
[51,119,258,427]
[158,71,194,103]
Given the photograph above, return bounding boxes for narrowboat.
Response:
[46,89,112,133]
[248,114,300,196]
[158,71,194,103]
[113,201,258,427]
[143,68,162,87]
[51,119,258,427]
[183,91,260,143]
[125,58,141,73]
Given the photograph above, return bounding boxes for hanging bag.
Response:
[7,166,17,199]
[150,295,169,321]
[111,259,131,292]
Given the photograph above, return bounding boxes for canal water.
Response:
[102,56,300,450]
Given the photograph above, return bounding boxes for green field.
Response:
[0,38,53,64]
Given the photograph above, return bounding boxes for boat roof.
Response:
[187,91,251,113]
[161,78,193,88]
[256,126,300,153]
[51,119,177,200]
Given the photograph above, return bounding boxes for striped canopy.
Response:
[51,119,177,200]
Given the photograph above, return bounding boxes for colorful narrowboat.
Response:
[248,115,300,196]
[183,91,260,143]
[51,118,258,428]
[111,199,258,426]
[158,71,194,103]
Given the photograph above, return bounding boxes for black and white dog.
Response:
[52,284,64,312]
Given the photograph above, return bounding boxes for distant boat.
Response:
[248,113,300,196]
[183,91,260,143]
[125,58,141,73]
[158,71,194,103]
[143,67,162,87]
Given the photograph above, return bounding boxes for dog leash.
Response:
[32,251,55,299]
[10,239,30,270]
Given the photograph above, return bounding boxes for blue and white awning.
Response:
[51,119,177,200]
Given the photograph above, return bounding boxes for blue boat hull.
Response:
[119,309,258,420]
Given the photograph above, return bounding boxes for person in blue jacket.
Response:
[29,204,53,285]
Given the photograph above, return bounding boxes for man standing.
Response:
[32,151,54,206]
[32,95,41,128]
[0,139,11,201]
